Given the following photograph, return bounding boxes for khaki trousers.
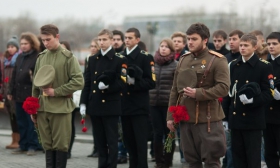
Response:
[180,121,226,168]
[37,112,71,152]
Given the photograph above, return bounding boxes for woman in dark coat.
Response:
[149,38,177,168]
[8,32,41,155]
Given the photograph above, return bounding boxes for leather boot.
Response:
[67,133,75,159]
[163,143,175,168]
[46,150,56,168]
[154,142,164,168]
[56,151,68,168]
[6,133,20,149]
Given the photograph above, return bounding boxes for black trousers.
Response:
[231,129,262,168]
[92,116,119,168]
[89,115,98,153]
[150,106,169,143]
[263,123,280,168]
[122,115,148,168]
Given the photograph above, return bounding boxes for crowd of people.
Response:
[0,22,279,168]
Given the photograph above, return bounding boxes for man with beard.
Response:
[113,30,125,53]
[167,23,230,168]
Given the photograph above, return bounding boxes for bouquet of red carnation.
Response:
[4,77,9,83]
[22,97,41,144]
[164,105,190,153]
[81,116,87,132]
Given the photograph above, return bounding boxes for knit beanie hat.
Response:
[7,36,19,49]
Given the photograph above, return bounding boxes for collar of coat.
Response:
[234,54,259,67]
[268,54,280,65]
[97,48,115,59]
[123,46,141,59]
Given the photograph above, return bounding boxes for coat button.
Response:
[93,90,96,93]
[102,91,104,93]
[102,100,105,103]
[127,92,130,95]
[237,63,239,66]
[191,66,194,68]
[194,58,197,60]
[270,107,273,110]
[233,112,236,115]
[243,113,246,116]
[234,101,236,105]
[120,93,123,96]
[94,81,96,84]
[235,80,238,83]
[95,72,97,74]
[246,80,249,83]
[274,77,277,80]
[97,57,99,59]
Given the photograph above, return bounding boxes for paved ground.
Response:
[0,130,187,168]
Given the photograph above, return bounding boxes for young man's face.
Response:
[172,36,185,53]
[213,36,227,50]
[112,35,123,49]
[20,39,32,52]
[267,39,280,57]
[98,34,112,51]
[229,34,241,53]
[41,34,60,51]
[239,41,257,57]
[187,33,207,54]
[125,32,140,50]
[256,35,264,49]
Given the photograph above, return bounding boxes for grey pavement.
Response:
[0,129,186,168]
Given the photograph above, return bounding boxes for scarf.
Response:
[4,52,19,67]
[154,50,175,65]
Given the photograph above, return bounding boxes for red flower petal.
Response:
[82,126,87,132]
[80,119,85,125]
[218,97,223,103]
[22,97,40,115]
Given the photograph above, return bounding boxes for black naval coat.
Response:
[266,55,280,124]
[120,46,156,115]
[227,54,273,130]
[80,48,127,116]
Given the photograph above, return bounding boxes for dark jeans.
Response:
[150,106,169,143]
[15,102,40,150]
[224,129,234,168]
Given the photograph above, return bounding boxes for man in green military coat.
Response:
[31,24,84,168]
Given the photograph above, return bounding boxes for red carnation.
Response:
[80,119,85,125]
[4,77,9,83]
[168,105,189,124]
[218,97,223,103]
[82,126,87,132]
[22,97,40,115]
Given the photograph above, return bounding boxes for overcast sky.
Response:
[1,0,276,25]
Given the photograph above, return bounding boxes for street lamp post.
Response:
[146,22,158,53]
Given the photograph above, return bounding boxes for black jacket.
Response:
[214,45,229,56]
[149,61,177,106]
[9,50,38,102]
[121,46,156,115]
[266,55,280,124]
[225,51,241,63]
[80,49,127,116]
[226,54,273,129]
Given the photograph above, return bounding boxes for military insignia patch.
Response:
[201,60,206,69]
[260,59,269,64]
[150,61,156,81]
[116,53,124,58]
[121,64,127,83]
[268,74,274,89]
[141,50,148,56]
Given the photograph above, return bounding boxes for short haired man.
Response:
[80,29,127,168]
[32,24,84,167]
[228,34,273,168]
[250,30,269,60]
[171,31,187,61]
[167,23,230,168]
[112,30,125,53]
[121,27,156,168]
[264,32,280,168]
[225,30,244,62]
[212,30,229,55]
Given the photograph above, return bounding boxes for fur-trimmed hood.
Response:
[255,44,269,60]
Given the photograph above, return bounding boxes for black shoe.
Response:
[87,151,99,157]
[117,157,127,164]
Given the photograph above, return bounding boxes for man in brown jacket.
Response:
[167,23,230,168]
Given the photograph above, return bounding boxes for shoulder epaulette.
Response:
[62,49,73,58]
[38,49,47,57]
[208,50,224,58]
[140,50,149,56]
[260,59,269,64]
[181,51,191,57]
[115,53,125,58]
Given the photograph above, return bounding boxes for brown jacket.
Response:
[167,48,230,123]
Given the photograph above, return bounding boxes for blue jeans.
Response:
[15,102,41,150]
[261,135,265,161]
[225,129,234,168]
[118,142,127,158]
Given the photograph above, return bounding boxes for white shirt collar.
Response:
[126,45,138,55]
[271,54,280,60]
[101,46,112,56]
[242,53,254,63]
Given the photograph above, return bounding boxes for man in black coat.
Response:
[264,32,280,168]
[121,28,155,168]
[212,30,229,56]
[80,29,127,168]
[227,34,273,168]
